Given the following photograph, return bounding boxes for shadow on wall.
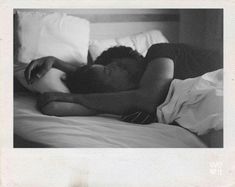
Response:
[179,9,223,52]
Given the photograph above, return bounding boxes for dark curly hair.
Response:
[94,46,144,65]
[65,65,112,93]
[65,46,146,94]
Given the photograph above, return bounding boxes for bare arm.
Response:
[24,56,83,84]
[41,101,97,116]
[39,58,174,115]
[52,57,80,73]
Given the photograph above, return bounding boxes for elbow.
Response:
[40,102,59,116]
[134,89,157,113]
[134,82,172,113]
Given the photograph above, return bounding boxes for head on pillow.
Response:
[65,46,146,93]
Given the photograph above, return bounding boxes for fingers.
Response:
[121,112,140,121]
[30,67,49,84]
[24,57,51,84]
[37,67,50,79]
[121,111,156,124]
[24,60,36,84]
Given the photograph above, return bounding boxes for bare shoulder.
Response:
[147,57,174,70]
[140,58,174,87]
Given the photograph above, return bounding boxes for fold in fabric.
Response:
[157,69,223,135]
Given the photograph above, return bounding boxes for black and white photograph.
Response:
[13,8,223,148]
[1,0,235,186]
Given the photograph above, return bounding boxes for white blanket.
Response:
[14,93,206,148]
[157,69,223,135]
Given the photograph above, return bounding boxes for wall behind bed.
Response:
[179,9,223,52]
[14,9,180,42]
[14,9,223,50]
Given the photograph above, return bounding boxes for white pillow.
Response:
[16,11,90,64]
[15,11,90,93]
[89,30,169,61]
[15,67,70,93]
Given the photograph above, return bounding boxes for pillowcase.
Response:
[89,30,169,61]
[15,11,90,93]
[16,11,90,64]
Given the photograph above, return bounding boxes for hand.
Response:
[121,111,156,124]
[24,56,55,84]
[37,92,67,110]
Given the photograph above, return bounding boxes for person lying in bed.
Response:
[25,43,222,124]
[25,46,146,116]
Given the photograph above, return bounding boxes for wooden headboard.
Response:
[14,9,180,42]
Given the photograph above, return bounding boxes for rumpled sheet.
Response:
[14,93,206,148]
[157,69,223,135]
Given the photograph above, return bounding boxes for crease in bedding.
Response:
[14,93,206,148]
[157,69,223,135]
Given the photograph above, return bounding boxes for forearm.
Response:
[41,101,97,116]
[138,58,173,110]
[137,78,172,113]
[24,56,85,84]
[51,56,84,73]
[39,58,174,116]
[57,91,139,115]
[73,58,174,115]
[67,81,171,115]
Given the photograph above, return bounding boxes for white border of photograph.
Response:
[1,0,235,186]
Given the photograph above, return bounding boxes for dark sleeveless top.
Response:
[144,43,223,79]
[121,43,223,124]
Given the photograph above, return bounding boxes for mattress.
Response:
[14,93,206,148]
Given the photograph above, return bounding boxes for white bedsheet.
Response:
[14,93,206,148]
[157,69,223,135]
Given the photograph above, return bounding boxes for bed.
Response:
[14,9,220,148]
[14,92,207,148]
